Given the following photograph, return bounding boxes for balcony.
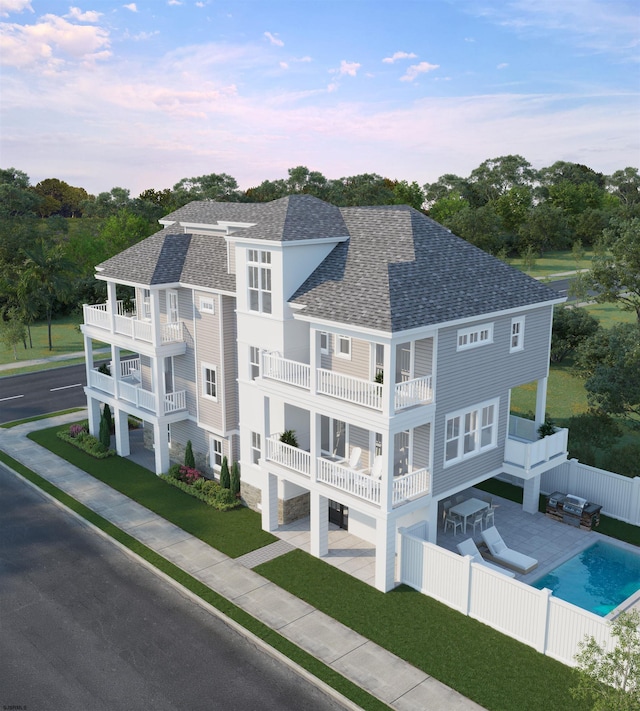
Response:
[87,367,187,417]
[504,415,568,477]
[265,435,430,507]
[261,353,433,413]
[83,300,186,348]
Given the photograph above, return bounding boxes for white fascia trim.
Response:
[291,313,394,341]
[158,219,176,227]
[179,282,236,298]
[225,235,349,248]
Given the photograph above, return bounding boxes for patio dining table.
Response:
[450,497,490,534]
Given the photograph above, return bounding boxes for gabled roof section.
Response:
[96,227,235,291]
[160,194,348,242]
[290,205,560,332]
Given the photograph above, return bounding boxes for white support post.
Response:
[262,473,279,532]
[379,429,393,513]
[84,335,94,387]
[310,411,320,484]
[426,497,439,544]
[309,330,318,397]
[523,474,541,515]
[382,342,396,417]
[114,407,130,457]
[152,421,170,475]
[111,344,121,399]
[374,516,396,592]
[150,289,161,347]
[535,377,548,428]
[107,281,117,334]
[87,395,101,437]
[151,356,163,416]
[310,492,328,557]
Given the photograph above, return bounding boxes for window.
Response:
[510,316,525,352]
[457,323,493,351]
[320,331,329,355]
[251,432,261,465]
[337,335,351,359]
[202,364,217,400]
[320,416,346,459]
[210,437,223,469]
[444,399,498,465]
[249,346,260,380]
[167,290,179,323]
[142,288,151,320]
[200,297,215,314]
[247,249,272,314]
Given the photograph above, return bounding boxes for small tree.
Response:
[220,455,231,489]
[184,439,195,469]
[103,403,113,434]
[230,461,240,495]
[99,407,111,449]
[550,305,599,363]
[0,314,26,360]
[571,610,640,710]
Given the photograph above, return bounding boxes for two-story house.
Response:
[81,195,567,591]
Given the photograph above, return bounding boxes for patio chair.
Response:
[481,526,538,574]
[483,506,495,528]
[371,455,383,479]
[345,447,362,470]
[467,512,485,535]
[444,510,462,535]
[456,538,515,577]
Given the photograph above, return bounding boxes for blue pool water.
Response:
[532,540,640,616]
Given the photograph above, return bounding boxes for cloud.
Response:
[279,61,288,69]
[497,62,509,69]
[0,0,32,17]
[66,7,102,23]
[382,51,417,64]
[264,31,283,47]
[337,60,360,77]
[0,12,111,68]
[167,0,182,6]
[123,3,138,12]
[400,61,439,82]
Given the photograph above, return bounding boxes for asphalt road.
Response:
[0,467,349,711]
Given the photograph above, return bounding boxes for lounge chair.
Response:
[457,538,515,577]
[481,526,538,574]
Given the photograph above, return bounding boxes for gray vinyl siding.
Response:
[228,242,236,274]
[169,419,234,474]
[414,338,433,378]
[194,291,224,431]
[413,423,430,470]
[349,425,370,469]
[140,355,152,391]
[320,335,370,379]
[172,289,196,416]
[221,295,239,430]
[431,305,552,496]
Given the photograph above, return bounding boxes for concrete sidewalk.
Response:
[0,413,483,711]
[0,348,110,373]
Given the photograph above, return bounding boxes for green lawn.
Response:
[509,249,594,278]
[0,313,85,365]
[28,423,277,558]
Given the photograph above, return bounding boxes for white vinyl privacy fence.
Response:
[399,523,614,667]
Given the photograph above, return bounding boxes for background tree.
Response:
[33,178,88,217]
[172,173,241,206]
[571,609,640,711]
[0,312,27,360]
[550,306,599,363]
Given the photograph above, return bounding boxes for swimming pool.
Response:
[532,540,640,617]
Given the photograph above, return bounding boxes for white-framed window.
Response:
[142,288,151,320]
[210,436,223,469]
[247,249,272,314]
[457,323,493,351]
[251,431,261,465]
[249,346,260,380]
[167,290,179,323]
[320,416,346,459]
[510,316,525,352]
[202,364,217,400]
[444,399,498,466]
[337,335,351,359]
[320,331,329,355]
[200,297,215,314]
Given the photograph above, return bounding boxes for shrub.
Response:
[99,408,111,449]
[159,474,241,511]
[220,456,231,489]
[279,429,298,447]
[69,423,88,438]
[537,418,557,438]
[177,466,202,485]
[103,403,113,434]
[57,429,115,459]
[167,463,181,479]
[184,440,195,469]
[230,461,240,495]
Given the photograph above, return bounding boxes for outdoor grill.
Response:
[545,491,602,530]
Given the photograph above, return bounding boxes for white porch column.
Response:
[309,330,318,397]
[374,516,396,592]
[150,289,161,347]
[151,356,163,416]
[310,492,328,557]
[310,411,321,484]
[382,342,397,417]
[379,428,393,513]
[114,407,130,457]
[535,377,548,428]
[426,497,439,544]
[152,421,169,475]
[107,281,117,334]
[87,395,101,437]
[262,472,279,532]
[523,475,541,515]
[111,344,121,399]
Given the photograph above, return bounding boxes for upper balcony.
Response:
[86,357,187,419]
[503,415,568,478]
[261,352,433,415]
[265,434,430,509]
[83,300,186,352]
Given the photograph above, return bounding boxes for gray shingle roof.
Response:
[290,206,560,332]
[96,196,560,332]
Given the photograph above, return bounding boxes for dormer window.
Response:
[247,249,272,314]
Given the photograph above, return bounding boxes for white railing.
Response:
[164,390,186,413]
[317,458,381,503]
[261,353,311,389]
[505,417,568,471]
[120,358,140,379]
[394,376,433,410]
[83,303,111,330]
[88,369,115,395]
[399,531,615,667]
[393,467,430,505]
[84,300,184,346]
[317,369,383,410]
[265,436,312,476]
[161,321,184,344]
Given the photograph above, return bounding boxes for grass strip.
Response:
[0,450,389,711]
[1,408,86,429]
[256,550,580,711]
[28,423,276,558]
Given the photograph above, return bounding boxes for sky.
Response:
[0,0,639,197]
